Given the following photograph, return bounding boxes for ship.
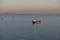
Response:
[32,20,40,24]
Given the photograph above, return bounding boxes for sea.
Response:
[0,14,60,40]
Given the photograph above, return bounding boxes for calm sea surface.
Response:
[0,15,60,40]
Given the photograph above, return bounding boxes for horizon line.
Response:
[0,13,60,16]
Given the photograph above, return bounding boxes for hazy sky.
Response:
[0,0,60,14]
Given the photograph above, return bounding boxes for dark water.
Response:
[0,15,60,40]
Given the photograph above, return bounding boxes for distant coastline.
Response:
[0,13,60,16]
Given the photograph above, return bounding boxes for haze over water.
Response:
[0,0,60,14]
[0,14,60,40]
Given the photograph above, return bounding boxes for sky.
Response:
[0,0,60,14]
